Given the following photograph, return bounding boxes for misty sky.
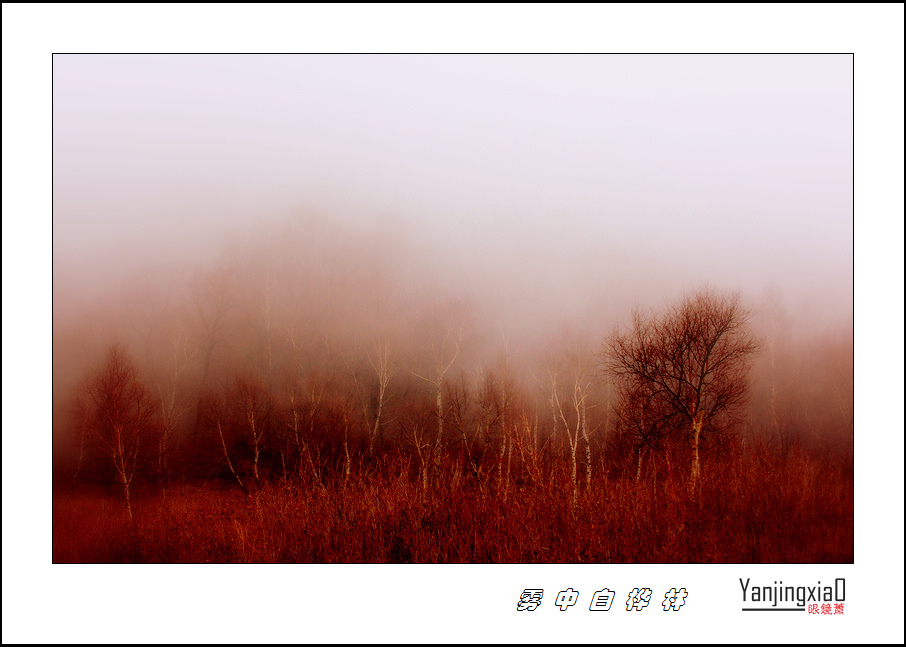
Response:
[53,54,853,331]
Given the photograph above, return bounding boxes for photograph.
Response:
[6,5,900,642]
[51,53,853,566]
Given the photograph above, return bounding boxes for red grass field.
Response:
[53,444,852,564]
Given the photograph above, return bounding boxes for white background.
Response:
[4,4,903,644]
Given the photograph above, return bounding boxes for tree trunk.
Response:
[503,437,512,502]
[252,436,261,485]
[217,419,247,495]
[582,403,591,488]
[343,418,351,485]
[570,442,577,488]
[120,469,133,522]
[434,385,444,467]
[690,411,704,490]
[371,394,384,454]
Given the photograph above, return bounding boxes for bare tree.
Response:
[366,341,397,452]
[602,287,760,489]
[70,395,91,485]
[409,322,463,467]
[285,330,328,488]
[474,365,515,496]
[229,375,276,487]
[188,268,235,437]
[759,288,795,454]
[83,345,159,520]
[615,377,679,482]
[202,390,248,495]
[547,349,595,500]
[285,374,326,489]
[446,373,480,480]
[350,340,398,455]
[476,368,503,483]
[154,328,196,494]
[204,375,276,491]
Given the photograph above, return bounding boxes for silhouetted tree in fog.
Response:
[188,268,235,437]
[228,375,276,487]
[82,345,159,520]
[615,377,681,481]
[602,288,760,489]
[153,330,196,494]
[409,321,463,469]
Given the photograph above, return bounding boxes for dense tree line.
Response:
[54,223,852,507]
[61,292,851,510]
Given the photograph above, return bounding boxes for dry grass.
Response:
[53,446,852,564]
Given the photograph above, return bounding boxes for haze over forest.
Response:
[53,54,853,408]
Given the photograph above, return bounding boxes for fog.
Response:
[54,55,852,310]
[52,54,854,462]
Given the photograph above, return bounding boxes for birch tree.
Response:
[285,332,327,488]
[84,345,159,520]
[547,349,595,500]
[366,341,397,453]
[603,288,760,489]
[229,375,275,487]
[409,322,463,468]
[350,340,398,455]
